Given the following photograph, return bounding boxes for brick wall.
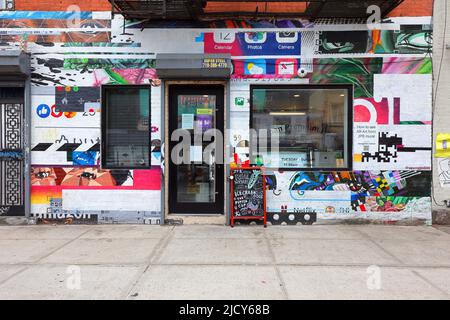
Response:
[14,0,431,17]
[388,0,433,17]
[15,0,111,11]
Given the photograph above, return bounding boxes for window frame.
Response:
[101,84,152,170]
[249,84,353,171]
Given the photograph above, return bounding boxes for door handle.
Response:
[209,153,215,181]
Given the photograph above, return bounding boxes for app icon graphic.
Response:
[276,59,298,76]
[244,60,266,75]
[51,105,63,118]
[244,32,267,44]
[276,32,298,43]
[36,104,50,118]
[235,97,245,106]
[214,32,235,43]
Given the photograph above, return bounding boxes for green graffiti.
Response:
[312,58,383,98]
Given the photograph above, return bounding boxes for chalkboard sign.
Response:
[230,167,266,227]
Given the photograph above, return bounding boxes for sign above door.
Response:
[155,54,232,79]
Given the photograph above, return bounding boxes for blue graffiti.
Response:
[0,150,23,160]
[72,151,98,166]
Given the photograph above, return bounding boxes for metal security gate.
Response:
[0,101,25,216]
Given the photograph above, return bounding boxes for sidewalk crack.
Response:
[263,230,289,300]
[0,226,94,287]
[123,226,175,299]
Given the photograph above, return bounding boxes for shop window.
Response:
[101,85,151,169]
[250,85,352,170]
[0,0,14,10]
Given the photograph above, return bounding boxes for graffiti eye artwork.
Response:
[80,172,97,179]
[395,32,433,51]
[324,41,355,52]
[36,172,49,179]
[79,21,104,34]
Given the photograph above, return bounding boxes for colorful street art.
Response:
[372,29,432,54]
[0,7,432,224]
[30,166,161,224]
[315,31,371,54]
[265,170,431,223]
[311,58,382,98]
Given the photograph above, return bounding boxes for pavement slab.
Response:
[0,225,448,299]
[269,239,400,266]
[372,240,450,266]
[129,265,286,300]
[172,225,266,239]
[0,266,26,283]
[357,225,450,241]
[40,239,161,265]
[265,225,367,240]
[0,265,141,300]
[413,268,450,295]
[0,240,70,264]
[80,225,172,240]
[0,225,92,240]
[155,238,272,265]
[279,266,449,300]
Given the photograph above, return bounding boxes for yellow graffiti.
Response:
[435,133,450,158]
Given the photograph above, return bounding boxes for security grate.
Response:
[109,0,404,21]
[0,102,24,212]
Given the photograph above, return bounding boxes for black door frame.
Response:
[168,84,225,214]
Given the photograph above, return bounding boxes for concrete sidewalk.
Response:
[0,224,449,300]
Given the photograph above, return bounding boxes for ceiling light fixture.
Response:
[270,112,306,116]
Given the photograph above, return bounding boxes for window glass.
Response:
[251,86,350,169]
[102,86,151,168]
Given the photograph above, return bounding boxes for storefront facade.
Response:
[0,1,434,225]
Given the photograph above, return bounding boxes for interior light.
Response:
[340,94,345,97]
[294,94,300,97]
[270,112,306,116]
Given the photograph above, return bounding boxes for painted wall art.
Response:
[0,9,432,224]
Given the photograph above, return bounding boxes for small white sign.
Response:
[181,113,194,130]
[190,145,203,163]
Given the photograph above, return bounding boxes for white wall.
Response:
[433,0,450,221]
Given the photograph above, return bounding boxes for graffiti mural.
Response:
[0,6,432,224]
[30,166,162,223]
[315,31,371,54]
[265,170,431,223]
[372,29,432,54]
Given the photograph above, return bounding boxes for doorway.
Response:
[168,84,224,214]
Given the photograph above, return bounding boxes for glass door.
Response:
[168,85,224,214]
